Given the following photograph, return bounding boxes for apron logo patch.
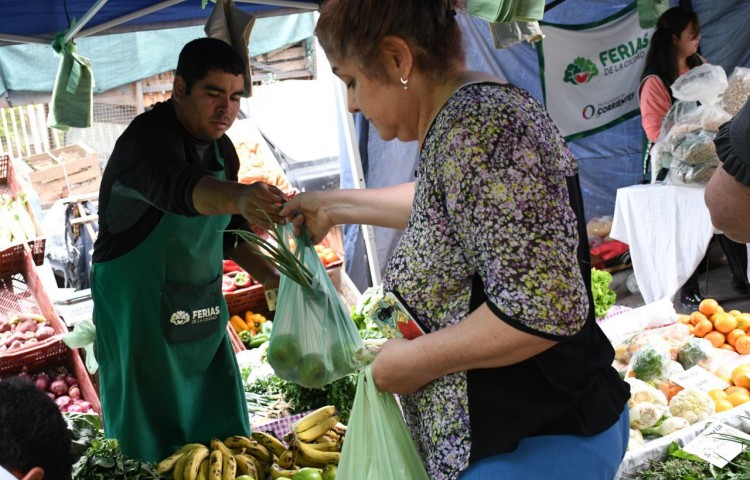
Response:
[170,310,191,326]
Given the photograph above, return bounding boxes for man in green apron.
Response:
[91,38,285,462]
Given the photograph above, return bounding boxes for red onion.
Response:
[66,404,84,413]
[35,372,50,383]
[34,377,49,392]
[49,379,68,396]
[64,374,78,387]
[46,392,56,400]
[68,386,81,400]
[54,395,71,408]
[17,371,32,383]
[78,401,92,411]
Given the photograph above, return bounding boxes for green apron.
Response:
[91,141,249,462]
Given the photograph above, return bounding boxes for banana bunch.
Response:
[267,406,346,479]
[156,435,274,480]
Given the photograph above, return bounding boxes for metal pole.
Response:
[64,0,110,43]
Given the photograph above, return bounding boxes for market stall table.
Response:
[610,184,716,305]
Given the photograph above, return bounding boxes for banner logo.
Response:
[563,57,599,85]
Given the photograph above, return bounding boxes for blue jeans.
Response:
[460,407,629,480]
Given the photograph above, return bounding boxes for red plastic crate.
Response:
[0,245,67,358]
[224,283,267,317]
[227,324,246,353]
[0,155,46,271]
[0,337,102,415]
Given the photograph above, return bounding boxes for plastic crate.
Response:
[0,154,46,271]
[0,337,102,415]
[227,324,246,353]
[0,245,68,358]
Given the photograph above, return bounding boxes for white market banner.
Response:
[538,4,653,140]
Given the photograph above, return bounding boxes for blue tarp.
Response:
[341,0,750,290]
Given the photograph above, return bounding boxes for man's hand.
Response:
[279,191,334,244]
[238,182,287,229]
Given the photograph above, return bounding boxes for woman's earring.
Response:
[400,77,409,90]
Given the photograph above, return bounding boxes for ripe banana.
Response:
[221,453,236,480]
[315,433,338,444]
[183,446,210,480]
[172,453,189,480]
[235,453,261,479]
[270,463,300,479]
[208,450,223,480]
[156,443,206,473]
[223,436,272,463]
[295,415,340,443]
[294,406,338,434]
[251,431,287,457]
[210,438,234,458]
[197,458,209,480]
[277,447,297,469]
[296,439,341,466]
[303,441,339,452]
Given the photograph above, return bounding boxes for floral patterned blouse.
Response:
[382,83,589,479]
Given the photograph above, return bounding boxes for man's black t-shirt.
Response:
[93,100,249,263]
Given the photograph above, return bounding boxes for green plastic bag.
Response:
[47,34,94,131]
[337,365,430,480]
[266,225,364,388]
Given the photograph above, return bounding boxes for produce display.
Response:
[0,312,56,352]
[156,407,345,480]
[617,299,750,453]
[0,192,37,243]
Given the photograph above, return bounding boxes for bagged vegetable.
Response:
[337,364,429,480]
[628,343,671,384]
[231,220,364,388]
[667,130,720,186]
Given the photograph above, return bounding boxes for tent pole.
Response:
[64,0,110,43]
[77,0,187,38]
[0,34,50,45]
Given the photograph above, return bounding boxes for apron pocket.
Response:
[161,276,222,343]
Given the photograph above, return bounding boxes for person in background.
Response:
[706,99,750,242]
[91,37,285,461]
[639,6,749,310]
[281,1,630,478]
[0,376,73,480]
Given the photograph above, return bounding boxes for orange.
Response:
[704,330,726,348]
[725,385,750,396]
[694,319,714,338]
[729,310,743,318]
[690,311,709,326]
[686,324,696,335]
[732,364,750,387]
[737,313,750,332]
[713,312,738,334]
[716,399,735,412]
[721,344,738,353]
[728,391,750,407]
[678,314,692,324]
[728,329,746,347]
[737,336,750,355]
[700,298,720,316]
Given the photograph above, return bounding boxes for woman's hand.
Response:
[370,338,440,395]
[279,191,334,244]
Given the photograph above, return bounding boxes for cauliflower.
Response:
[669,389,715,424]
[625,378,669,429]
[640,416,691,437]
[625,378,668,408]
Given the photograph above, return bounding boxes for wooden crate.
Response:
[0,155,46,271]
[25,143,101,207]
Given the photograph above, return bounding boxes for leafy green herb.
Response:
[72,435,162,479]
[591,268,616,318]
[64,412,102,462]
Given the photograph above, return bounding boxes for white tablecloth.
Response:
[610,184,715,304]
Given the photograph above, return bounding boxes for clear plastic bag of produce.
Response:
[337,364,429,480]
[266,225,365,388]
[671,64,731,132]
[667,130,720,186]
[721,66,750,116]
[627,343,672,384]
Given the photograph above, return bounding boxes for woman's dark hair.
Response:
[0,376,73,480]
[316,0,466,83]
[175,37,245,93]
[643,6,702,88]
